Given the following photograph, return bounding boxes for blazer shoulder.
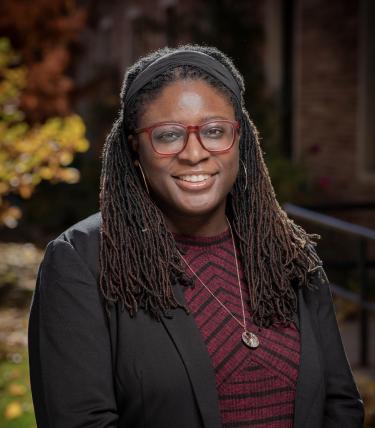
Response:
[58,212,101,244]
[54,212,102,280]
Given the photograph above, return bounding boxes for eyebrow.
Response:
[139,115,235,129]
[199,115,231,122]
[163,115,231,125]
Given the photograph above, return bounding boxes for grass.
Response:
[0,348,36,428]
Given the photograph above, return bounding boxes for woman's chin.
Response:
[167,197,225,222]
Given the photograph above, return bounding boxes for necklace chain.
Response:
[177,218,260,349]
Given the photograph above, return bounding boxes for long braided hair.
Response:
[100,44,321,327]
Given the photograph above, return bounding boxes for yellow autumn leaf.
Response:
[31,175,42,185]
[1,205,22,228]
[4,401,23,419]
[8,382,27,396]
[19,184,33,199]
[0,182,9,194]
[59,167,80,184]
[10,368,21,379]
[76,138,89,152]
[59,151,74,166]
[39,167,54,180]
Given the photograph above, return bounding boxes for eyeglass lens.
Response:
[151,121,235,154]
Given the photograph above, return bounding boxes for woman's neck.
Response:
[163,210,228,237]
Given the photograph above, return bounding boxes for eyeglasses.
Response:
[134,120,240,156]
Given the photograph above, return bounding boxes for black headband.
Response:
[123,50,242,108]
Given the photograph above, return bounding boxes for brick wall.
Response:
[294,0,374,205]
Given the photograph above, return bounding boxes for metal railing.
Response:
[284,203,375,366]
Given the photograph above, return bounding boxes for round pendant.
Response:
[242,331,259,349]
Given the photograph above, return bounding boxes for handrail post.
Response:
[359,238,369,366]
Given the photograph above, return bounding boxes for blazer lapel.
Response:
[161,283,222,428]
[294,287,324,427]
[161,282,324,428]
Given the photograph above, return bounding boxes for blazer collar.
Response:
[294,287,324,428]
[160,283,222,428]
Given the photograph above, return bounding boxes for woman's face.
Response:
[132,79,240,228]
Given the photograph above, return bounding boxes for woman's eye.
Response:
[154,130,183,143]
[203,127,225,138]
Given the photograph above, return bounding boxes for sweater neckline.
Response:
[172,227,231,248]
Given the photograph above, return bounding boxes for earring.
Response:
[134,160,150,195]
[240,159,248,191]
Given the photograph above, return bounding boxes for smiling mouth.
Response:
[178,174,211,183]
[172,173,218,191]
[173,172,217,182]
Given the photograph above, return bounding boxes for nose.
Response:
[177,130,210,164]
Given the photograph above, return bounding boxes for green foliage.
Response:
[0,37,89,228]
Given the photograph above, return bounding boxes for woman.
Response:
[28,45,364,427]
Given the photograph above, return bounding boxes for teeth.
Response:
[180,174,210,182]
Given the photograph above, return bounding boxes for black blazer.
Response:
[28,213,364,428]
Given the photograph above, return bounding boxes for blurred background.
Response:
[0,0,374,426]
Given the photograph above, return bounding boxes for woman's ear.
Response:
[128,134,139,153]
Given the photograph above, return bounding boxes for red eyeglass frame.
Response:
[134,120,240,156]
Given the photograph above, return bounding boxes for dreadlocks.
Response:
[100,44,321,327]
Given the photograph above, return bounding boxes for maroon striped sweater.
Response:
[174,228,300,428]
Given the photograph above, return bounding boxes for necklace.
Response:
[177,219,260,349]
